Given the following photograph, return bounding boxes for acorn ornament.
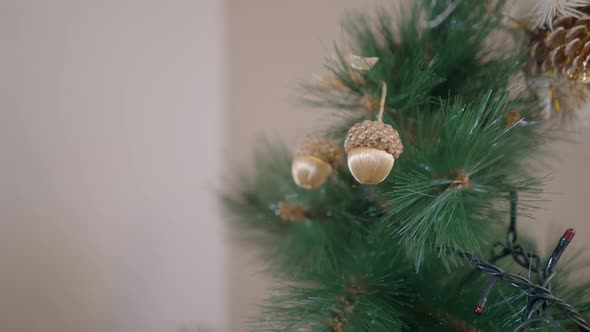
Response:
[292,135,343,189]
[344,82,403,184]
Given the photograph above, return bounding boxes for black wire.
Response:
[509,191,518,244]
[458,191,588,331]
[462,252,590,332]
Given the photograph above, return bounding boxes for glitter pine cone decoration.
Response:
[528,3,590,123]
[344,82,403,185]
[291,135,343,189]
[530,6,590,82]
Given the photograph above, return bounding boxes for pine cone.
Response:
[530,7,590,82]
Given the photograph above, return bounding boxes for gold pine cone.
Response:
[292,135,343,189]
[344,120,403,185]
[530,11,590,82]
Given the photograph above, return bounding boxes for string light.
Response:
[474,277,498,315]
[462,192,587,330]
[544,228,576,278]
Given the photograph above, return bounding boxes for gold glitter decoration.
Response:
[278,202,307,222]
[344,120,403,158]
[323,296,355,332]
[343,54,379,71]
[504,111,522,125]
[539,80,590,125]
[324,317,345,332]
[446,169,471,190]
[530,8,590,83]
[294,135,343,169]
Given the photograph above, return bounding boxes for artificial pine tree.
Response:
[226,0,590,330]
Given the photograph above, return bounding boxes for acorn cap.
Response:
[294,135,343,168]
[344,120,403,158]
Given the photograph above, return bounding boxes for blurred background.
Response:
[2,0,590,331]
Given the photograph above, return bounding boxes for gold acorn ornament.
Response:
[292,135,343,189]
[344,82,403,185]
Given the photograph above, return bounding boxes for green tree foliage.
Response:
[225,0,590,330]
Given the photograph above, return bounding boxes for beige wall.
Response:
[1,1,226,331]
[228,1,385,329]
[2,1,590,331]
[228,0,590,331]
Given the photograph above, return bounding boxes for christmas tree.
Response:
[226,0,590,330]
